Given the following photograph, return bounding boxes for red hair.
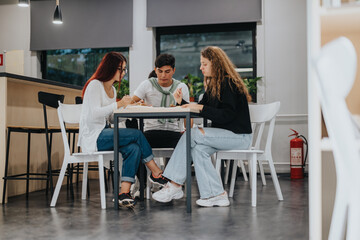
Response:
[82,52,127,98]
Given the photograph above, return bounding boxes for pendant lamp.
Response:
[53,0,63,24]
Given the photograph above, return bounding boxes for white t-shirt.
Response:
[78,80,117,152]
[134,79,190,132]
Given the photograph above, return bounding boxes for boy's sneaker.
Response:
[196,192,230,207]
[152,182,184,203]
[114,192,135,208]
[148,173,168,187]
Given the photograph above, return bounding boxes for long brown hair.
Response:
[201,46,251,102]
[82,52,127,98]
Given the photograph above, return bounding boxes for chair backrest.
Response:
[75,96,83,104]
[315,37,360,238]
[38,91,65,129]
[38,91,65,108]
[248,102,280,151]
[57,102,82,156]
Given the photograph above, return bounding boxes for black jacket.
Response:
[182,78,252,134]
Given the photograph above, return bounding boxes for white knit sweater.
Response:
[78,80,117,153]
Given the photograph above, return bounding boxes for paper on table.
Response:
[114,105,200,113]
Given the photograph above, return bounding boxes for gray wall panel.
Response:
[30,0,132,50]
[147,0,261,27]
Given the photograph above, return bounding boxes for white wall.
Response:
[129,0,155,95]
[0,1,39,77]
[0,0,308,173]
[257,0,308,172]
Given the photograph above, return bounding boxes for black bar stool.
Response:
[2,92,64,203]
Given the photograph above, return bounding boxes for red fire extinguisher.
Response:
[288,129,308,179]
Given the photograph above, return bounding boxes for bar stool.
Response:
[2,92,64,203]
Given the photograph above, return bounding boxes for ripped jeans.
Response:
[163,127,252,199]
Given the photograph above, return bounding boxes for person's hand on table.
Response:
[130,100,151,106]
[181,103,204,111]
[117,95,133,108]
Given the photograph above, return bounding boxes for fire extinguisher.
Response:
[288,129,308,179]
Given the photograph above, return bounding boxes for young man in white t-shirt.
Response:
[132,54,190,148]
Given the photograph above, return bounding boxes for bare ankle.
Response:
[152,171,162,177]
[170,181,181,188]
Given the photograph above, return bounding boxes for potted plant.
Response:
[113,79,129,101]
[242,76,262,102]
[181,73,204,102]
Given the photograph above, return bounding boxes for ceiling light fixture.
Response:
[53,0,63,24]
[18,0,30,7]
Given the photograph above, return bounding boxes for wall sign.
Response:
[0,54,3,66]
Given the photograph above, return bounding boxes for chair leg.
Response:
[98,160,106,209]
[224,160,231,184]
[328,184,347,240]
[82,162,88,200]
[26,132,31,199]
[139,163,145,201]
[104,167,108,192]
[76,163,80,187]
[258,160,267,186]
[250,154,257,207]
[2,129,11,204]
[50,158,68,207]
[238,160,248,182]
[347,190,360,240]
[229,161,237,198]
[146,166,151,200]
[248,160,252,189]
[268,157,283,201]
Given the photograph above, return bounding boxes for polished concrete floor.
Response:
[0,174,308,240]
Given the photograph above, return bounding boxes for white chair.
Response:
[50,102,114,209]
[315,37,360,240]
[215,101,284,206]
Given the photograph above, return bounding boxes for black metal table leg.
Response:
[186,113,192,213]
[114,116,119,210]
[139,118,145,201]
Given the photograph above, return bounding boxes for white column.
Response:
[307,0,322,239]
[129,0,156,95]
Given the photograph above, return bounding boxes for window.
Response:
[156,23,256,100]
[41,47,129,87]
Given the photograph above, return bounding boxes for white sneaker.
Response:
[152,182,184,203]
[196,192,230,207]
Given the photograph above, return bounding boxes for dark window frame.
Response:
[40,47,129,87]
[155,22,257,79]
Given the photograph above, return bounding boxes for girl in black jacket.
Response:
[152,46,252,207]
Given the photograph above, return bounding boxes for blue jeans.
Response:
[163,127,252,199]
[97,128,154,183]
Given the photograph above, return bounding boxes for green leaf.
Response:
[243,76,262,96]
[181,73,204,98]
[113,79,129,99]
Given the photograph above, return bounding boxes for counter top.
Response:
[0,72,82,90]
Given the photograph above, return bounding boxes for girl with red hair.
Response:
[78,52,167,208]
